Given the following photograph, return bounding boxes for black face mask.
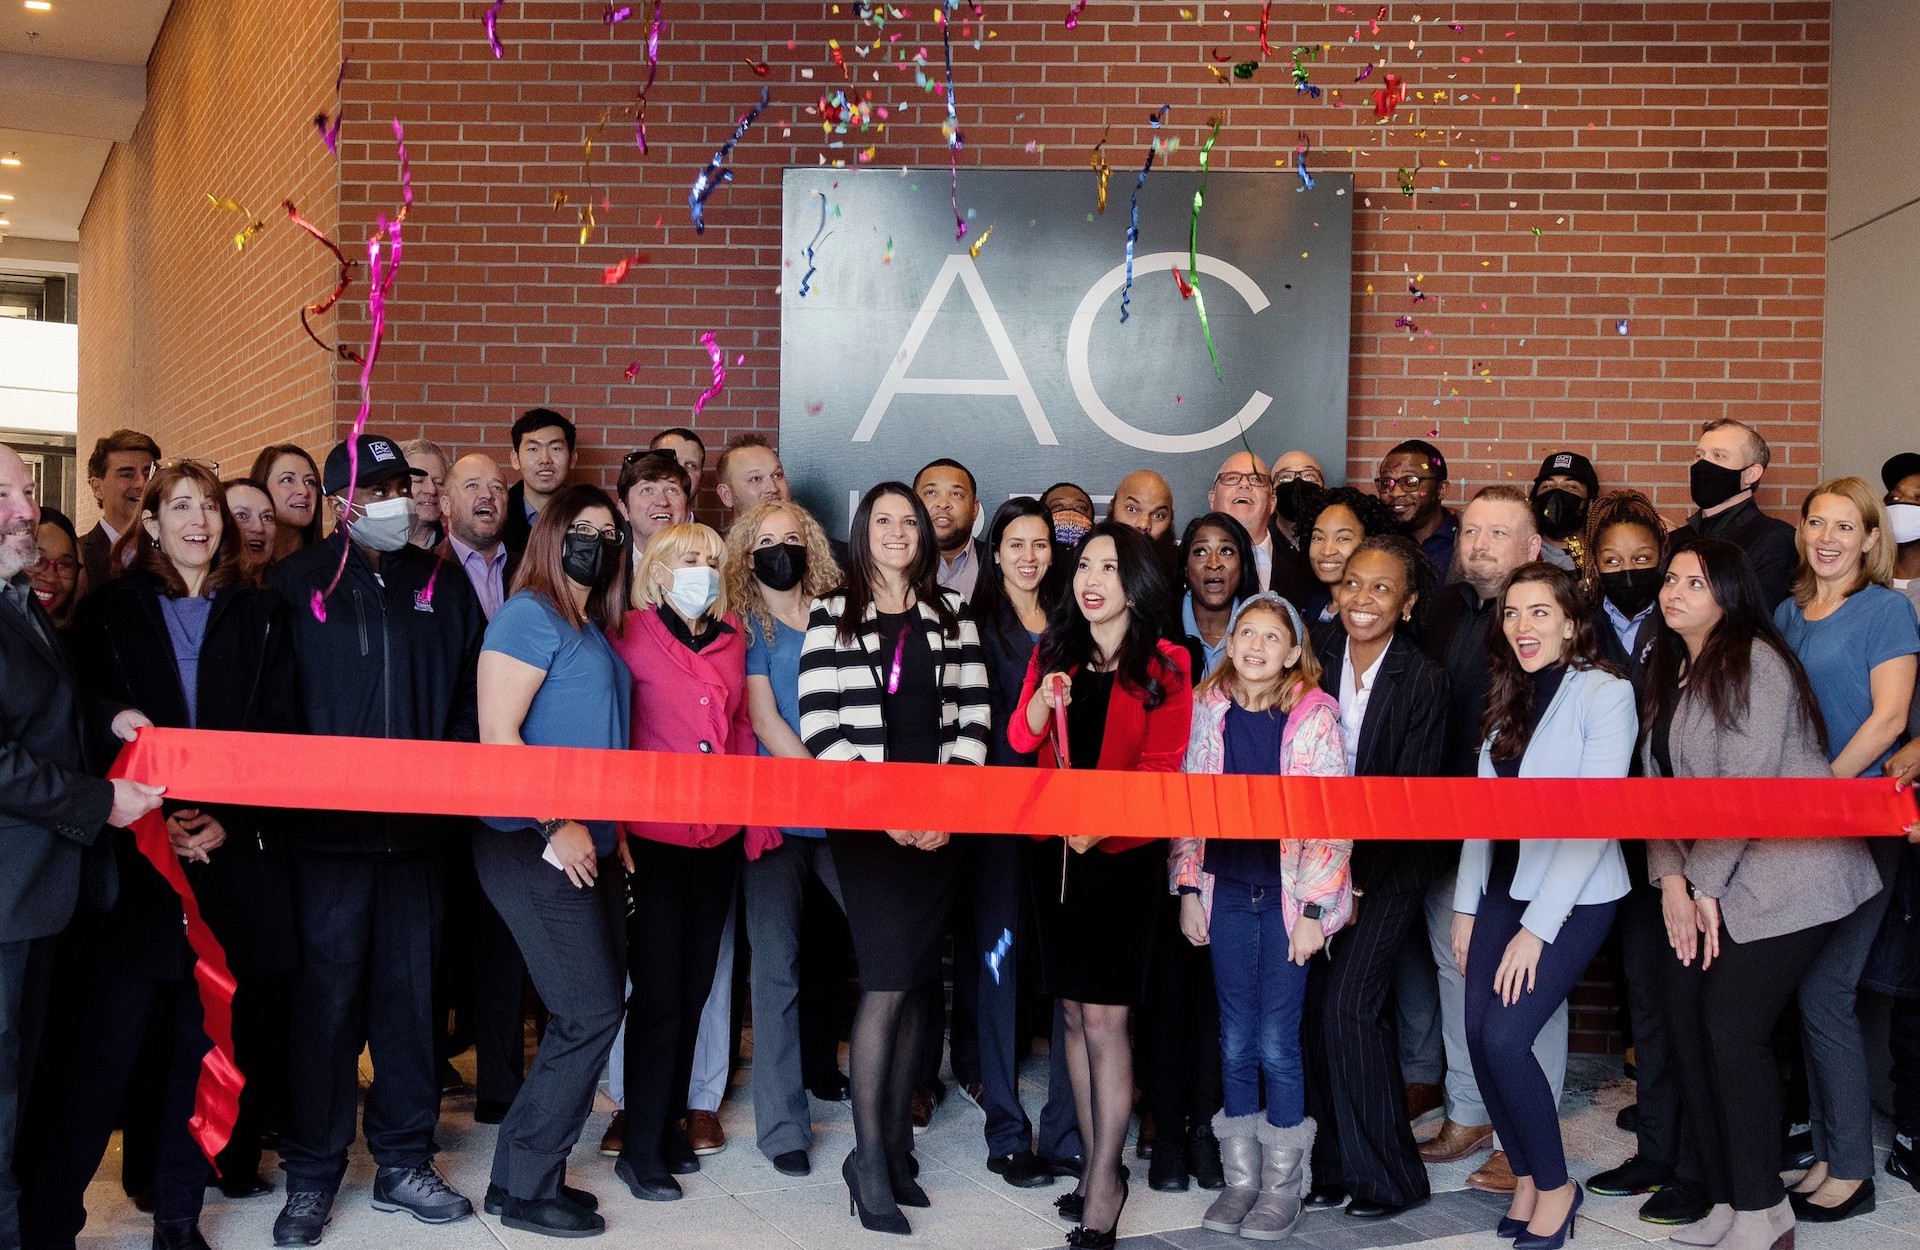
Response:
[1689,459,1748,512]
[1532,488,1587,541]
[561,531,612,587]
[1274,478,1315,524]
[1600,567,1662,618]
[752,541,808,592]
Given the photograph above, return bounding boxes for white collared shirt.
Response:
[1338,637,1387,775]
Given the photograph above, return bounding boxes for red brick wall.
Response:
[76,0,340,524]
[315,0,1828,522]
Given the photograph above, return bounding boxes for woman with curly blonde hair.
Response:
[721,500,847,1177]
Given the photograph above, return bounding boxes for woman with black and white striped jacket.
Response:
[797,481,991,1236]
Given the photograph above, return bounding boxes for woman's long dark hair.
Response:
[1178,511,1260,605]
[971,496,1062,649]
[511,483,629,634]
[1640,537,1827,754]
[836,481,960,643]
[249,443,323,548]
[1482,562,1616,762]
[1299,485,1399,548]
[1035,520,1176,711]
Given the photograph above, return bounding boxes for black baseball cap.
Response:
[323,434,425,495]
[1534,450,1599,496]
[1882,453,1920,494]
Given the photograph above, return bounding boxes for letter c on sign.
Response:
[1065,252,1274,454]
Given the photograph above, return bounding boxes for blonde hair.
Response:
[1195,596,1323,714]
[635,522,730,618]
[1792,476,1894,605]
[724,501,844,644]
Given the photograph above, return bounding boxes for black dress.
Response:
[827,609,960,992]
[1031,669,1164,1006]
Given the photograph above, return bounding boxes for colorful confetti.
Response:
[1089,125,1111,214]
[206,195,266,252]
[283,200,361,363]
[1258,0,1273,56]
[482,0,506,59]
[967,222,994,259]
[692,331,727,416]
[1294,132,1315,190]
[1373,72,1408,120]
[1064,0,1090,30]
[603,3,632,23]
[1118,104,1171,324]
[632,0,664,153]
[689,85,770,234]
[1170,264,1193,299]
[1291,45,1321,98]
[602,254,648,284]
[314,53,350,154]
[1231,61,1259,79]
[1616,319,1630,335]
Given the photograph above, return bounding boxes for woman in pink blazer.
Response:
[607,522,770,1203]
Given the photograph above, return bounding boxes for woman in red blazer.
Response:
[608,521,770,1203]
[1010,521,1194,1250]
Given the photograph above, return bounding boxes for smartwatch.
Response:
[1301,902,1324,921]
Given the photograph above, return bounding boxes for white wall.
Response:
[0,317,78,434]
[1822,0,1920,483]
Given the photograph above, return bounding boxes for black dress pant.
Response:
[20,964,210,1244]
[620,837,739,1178]
[1663,920,1831,1212]
[214,970,295,1182]
[1137,892,1222,1141]
[1892,991,1920,1138]
[0,938,53,1250]
[1617,880,1681,1169]
[279,851,445,1194]
[441,835,532,1109]
[472,826,624,1199]
[1303,886,1430,1208]
[797,870,854,1084]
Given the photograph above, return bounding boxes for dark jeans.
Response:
[443,833,532,1108]
[0,939,54,1250]
[20,967,210,1244]
[955,835,1032,1155]
[279,851,445,1193]
[620,837,739,1177]
[1208,881,1311,1127]
[1664,919,1832,1211]
[472,826,624,1200]
[1304,886,1429,1208]
[1138,892,1222,1140]
[1617,881,1680,1169]
[1464,892,1616,1191]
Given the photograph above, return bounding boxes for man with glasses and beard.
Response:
[1374,440,1457,583]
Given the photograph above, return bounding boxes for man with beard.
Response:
[440,454,513,621]
[1528,452,1599,573]
[915,459,986,600]
[1409,486,1571,1198]
[1107,470,1180,578]
[79,429,161,591]
[1206,449,1321,609]
[1666,418,1796,608]
[0,442,163,1250]
[502,409,576,560]
[1374,440,1457,583]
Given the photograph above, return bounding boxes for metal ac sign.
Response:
[779,167,1353,535]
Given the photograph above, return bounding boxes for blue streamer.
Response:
[797,191,832,298]
[689,86,770,235]
[1119,104,1171,325]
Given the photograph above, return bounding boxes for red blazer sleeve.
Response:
[1097,642,1194,853]
[1006,649,1049,755]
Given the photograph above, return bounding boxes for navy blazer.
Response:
[1312,624,1451,895]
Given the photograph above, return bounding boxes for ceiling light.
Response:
[24,2,52,12]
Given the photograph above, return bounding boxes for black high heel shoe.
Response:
[1065,1175,1128,1249]
[1054,1165,1127,1223]
[1513,1181,1583,1250]
[1497,1214,1527,1238]
[842,1151,909,1236]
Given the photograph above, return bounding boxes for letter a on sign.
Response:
[852,254,1058,445]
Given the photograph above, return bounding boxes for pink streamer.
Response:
[692,332,726,416]
[633,0,664,153]
[1064,0,1089,29]
[482,0,505,58]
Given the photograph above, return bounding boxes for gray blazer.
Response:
[1644,643,1881,944]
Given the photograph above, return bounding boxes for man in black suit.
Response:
[916,458,988,601]
[0,442,163,1250]
[501,409,576,560]
[1667,418,1797,608]
[78,429,161,592]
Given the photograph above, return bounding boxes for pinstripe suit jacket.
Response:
[1312,624,1452,895]
[796,590,992,766]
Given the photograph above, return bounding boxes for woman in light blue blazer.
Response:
[1450,563,1635,1250]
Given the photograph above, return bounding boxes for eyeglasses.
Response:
[1214,471,1273,488]
[1375,474,1434,495]
[1275,470,1324,485]
[569,523,626,544]
[158,457,221,474]
[32,556,77,578]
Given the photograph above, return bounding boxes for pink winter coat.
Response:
[612,607,780,858]
[1169,685,1354,938]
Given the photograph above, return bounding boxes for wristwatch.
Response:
[1301,902,1324,921]
[535,818,567,842]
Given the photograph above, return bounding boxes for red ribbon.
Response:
[109,749,244,1168]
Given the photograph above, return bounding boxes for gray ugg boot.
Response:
[1240,1117,1316,1241]
[1200,1112,1264,1234]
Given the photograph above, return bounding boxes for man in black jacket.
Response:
[0,443,162,1250]
[502,409,577,560]
[266,435,485,1246]
[1667,418,1797,609]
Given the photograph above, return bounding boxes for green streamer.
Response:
[1187,115,1224,380]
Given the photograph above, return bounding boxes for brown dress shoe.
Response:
[911,1086,935,1135]
[599,1110,624,1158]
[1419,1119,1494,1164]
[686,1110,726,1156]
[1404,1082,1444,1126]
[1467,1150,1518,1194]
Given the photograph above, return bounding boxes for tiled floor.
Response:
[74,1051,1920,1248]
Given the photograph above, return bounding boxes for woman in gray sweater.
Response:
[1641,539,1882,1250]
